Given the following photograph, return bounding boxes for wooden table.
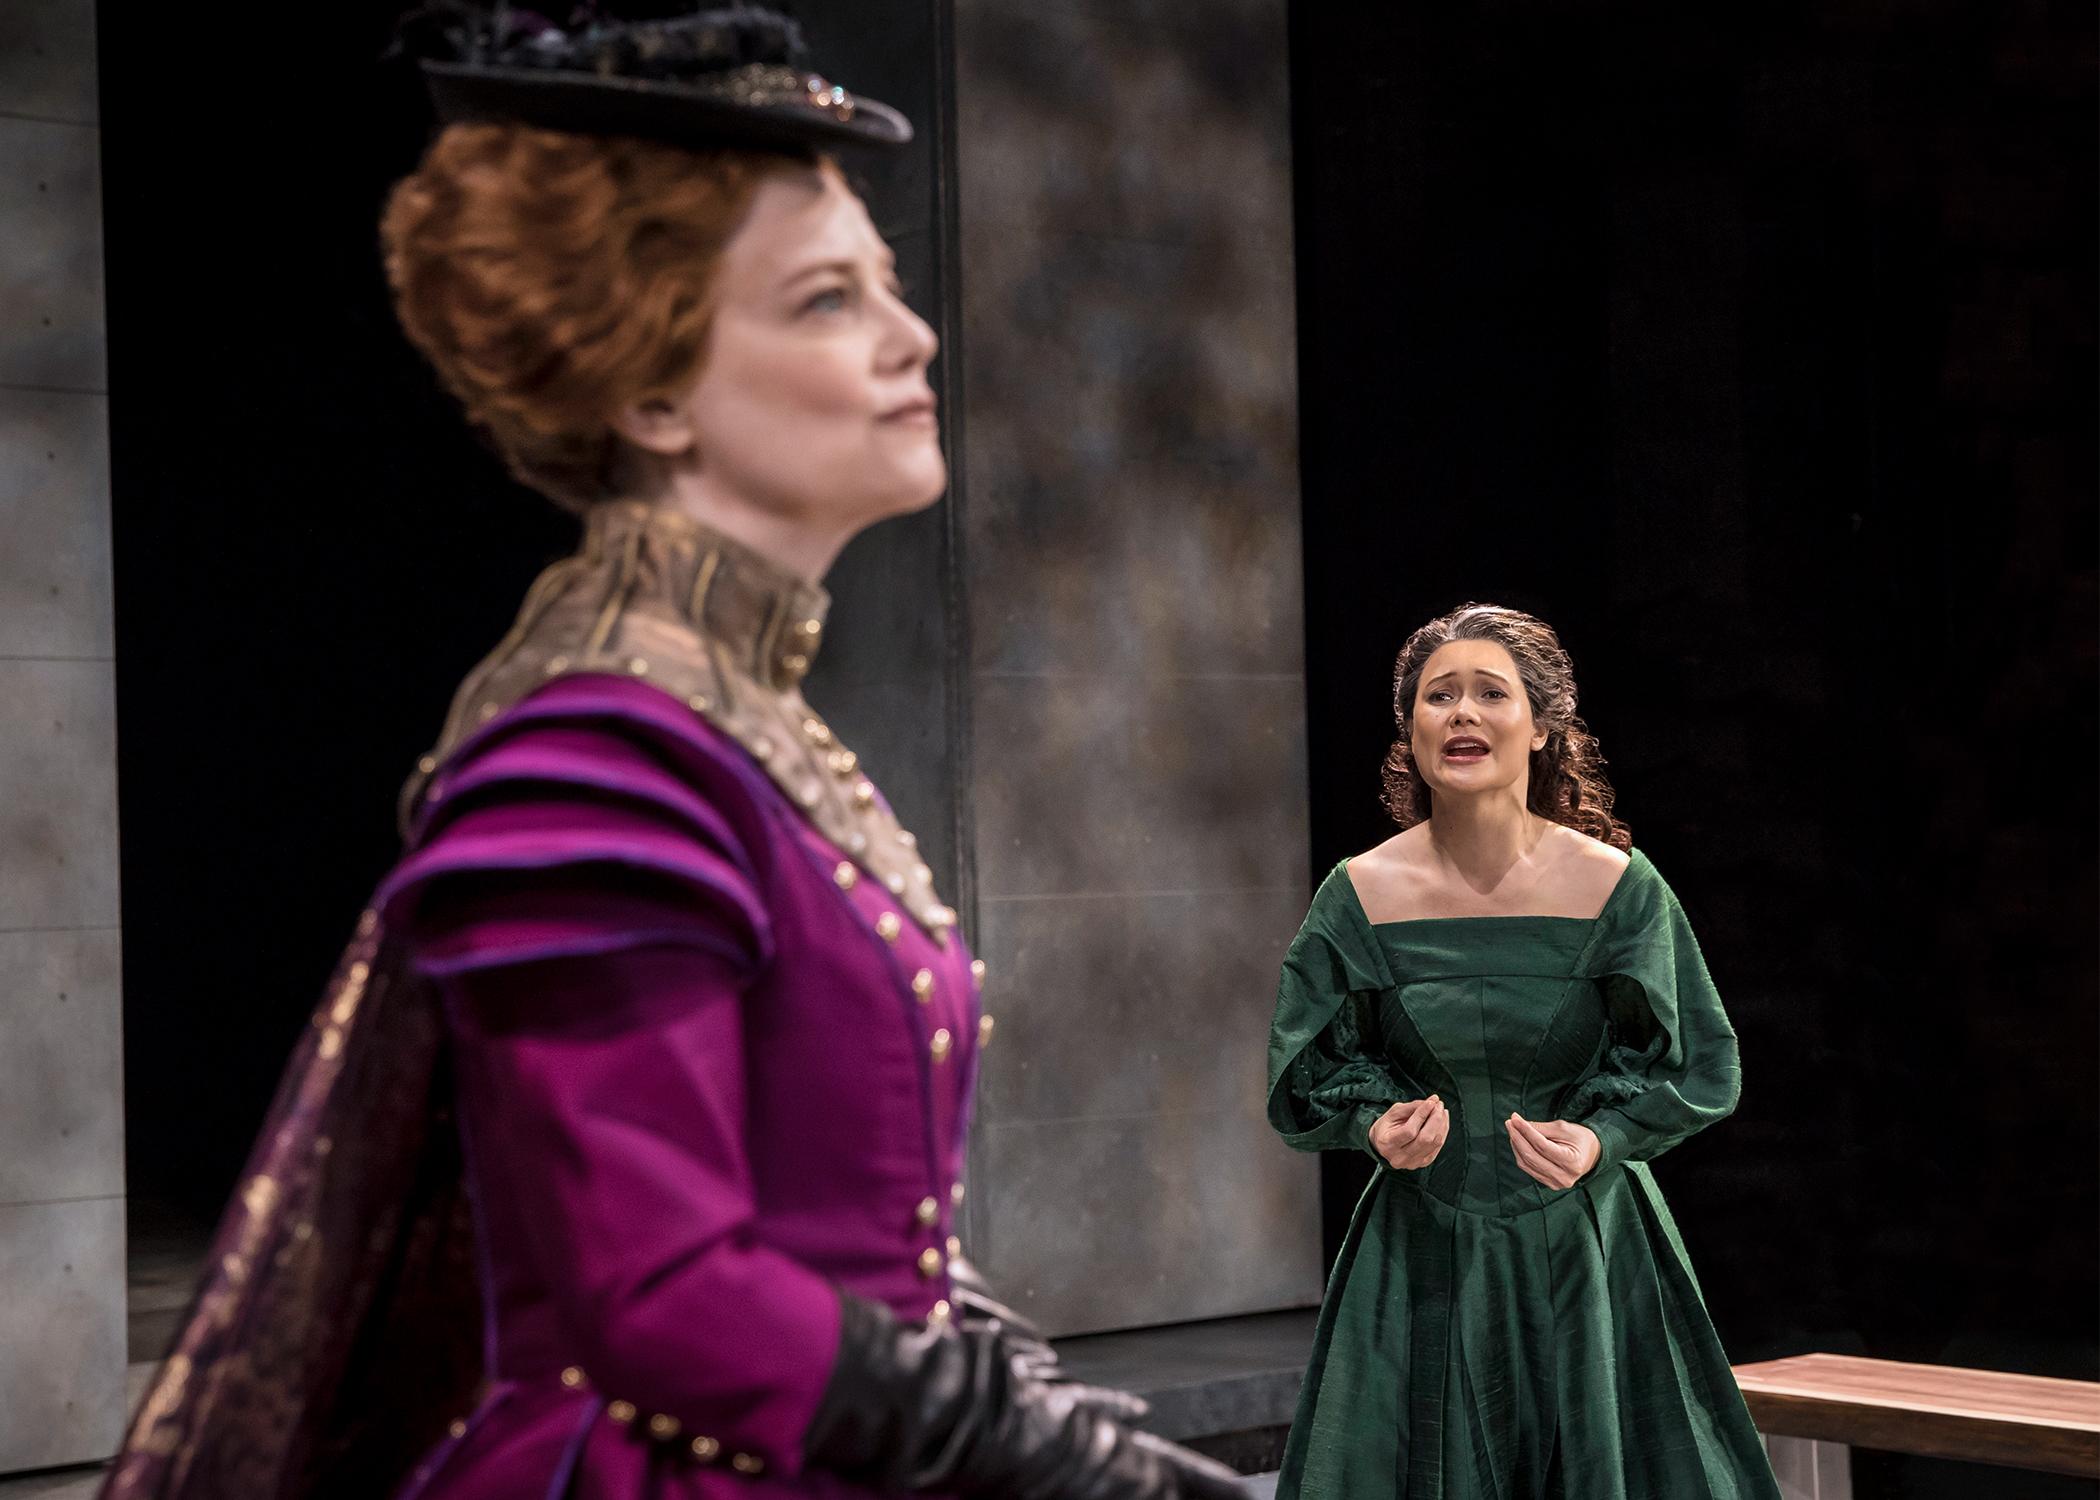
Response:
[1733,1354,2100,1499]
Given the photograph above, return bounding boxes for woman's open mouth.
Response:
[1442,737,1490,762]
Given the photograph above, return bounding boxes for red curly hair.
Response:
[1381,602,1632,851]
[380,123,811,508]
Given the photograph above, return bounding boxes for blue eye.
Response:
[802,286,850,315]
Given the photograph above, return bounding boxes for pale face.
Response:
[628,161,945,540]
[1409,639,1549,803]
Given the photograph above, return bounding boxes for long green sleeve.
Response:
[1266,868,1420,1164]
[1566,863,1743,1180]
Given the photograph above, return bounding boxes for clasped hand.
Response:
[1367,1097,1601,1189]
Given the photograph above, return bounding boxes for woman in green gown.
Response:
[1267,603,1782,1500]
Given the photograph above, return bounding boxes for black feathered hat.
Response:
[398,3,912,151]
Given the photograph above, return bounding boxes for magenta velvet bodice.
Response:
[376,673,981,1499]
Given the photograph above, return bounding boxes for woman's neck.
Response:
[646,469,854,585]
[1425,792,1547,894]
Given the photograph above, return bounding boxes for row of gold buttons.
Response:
[829,870,998,1061]
[557,1366,766,1474]
[910,1181,968,1231]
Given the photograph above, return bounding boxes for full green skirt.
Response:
[1280,1161,1778,1499]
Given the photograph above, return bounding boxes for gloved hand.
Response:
[803,1292,1246,1500]
[947,1251,1149,1423]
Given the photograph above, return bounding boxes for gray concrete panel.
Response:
[0,1197,126,1471]
[0,117,106,393]
[970,1107,1320,1336]
[0,928,122,1206]
[0,0,98,125]
[0,389,112,659]
[954,3,1292,245]
[970,672,1308,900]
[963,441,1303,679]
[971,885,1303,1127]
[0,659,120,932]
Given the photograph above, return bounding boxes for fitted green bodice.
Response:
[1371,918,1605,1216]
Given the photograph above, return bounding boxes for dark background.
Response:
[1293,3,2097,1497]
[98,3,2092,1497]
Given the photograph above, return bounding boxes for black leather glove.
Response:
[947,1251,1149,1422]
[803,1291,1246,1500]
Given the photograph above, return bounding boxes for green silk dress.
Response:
[1267,850,1781,1500]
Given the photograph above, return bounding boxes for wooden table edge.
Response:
[1740,1390,2100,1478]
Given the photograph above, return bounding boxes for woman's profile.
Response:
[101,8,1241,1499]
[1267,602,1781,1498]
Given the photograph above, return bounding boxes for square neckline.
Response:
[1338,846,1645,932]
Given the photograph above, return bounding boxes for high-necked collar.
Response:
[583,500,833,692]
[405,496,958,941]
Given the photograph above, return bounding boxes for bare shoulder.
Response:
[1344,827,1434,918]
[1541,825,1631,916]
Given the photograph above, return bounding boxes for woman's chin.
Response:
[889,455,951,515]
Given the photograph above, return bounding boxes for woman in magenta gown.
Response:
[102,8,1241,1500]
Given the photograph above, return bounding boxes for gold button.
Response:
[607,1400,637,1424]
[799,617,822,637]
[946,1235,963,1257]
[849,832,869,854]
[688,694,712,713]
[917,1246,945,1278]
[912,969,935,1001]
[829,749,859,776]
[448,1419,467,1439]
[797,783,820,808]
[833,861,858,890]
[357,908,378,937]
[928,1299,952,1324]
[854,779,877,808]
[804,718,832,746]
[876,912,902,942]
[417,755,437,774]
[690,1435,721,1460]
[648,1413,681,1440]
[545,655,570,675]
[931,906,957,929]
[978,1014,996,1047]
[560,1365,586,1389]
[627,657,649,676]
[970,959,988,986]
[930,1028,953,1062]
[783,653,810,677]
[915,1195,940,1226]
[886,872,907,895]
[732,1453,765,1475]
[752,737,775,761]
[478,701,500,722]
[951,1181,966,1206]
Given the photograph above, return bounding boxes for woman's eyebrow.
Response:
[779,258,860,289]
[779,248,900,291]
[1425,668,1513,686]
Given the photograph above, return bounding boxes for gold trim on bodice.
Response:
[400,501,956,941]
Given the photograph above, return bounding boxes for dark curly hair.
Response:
[1380,602,1631,851]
